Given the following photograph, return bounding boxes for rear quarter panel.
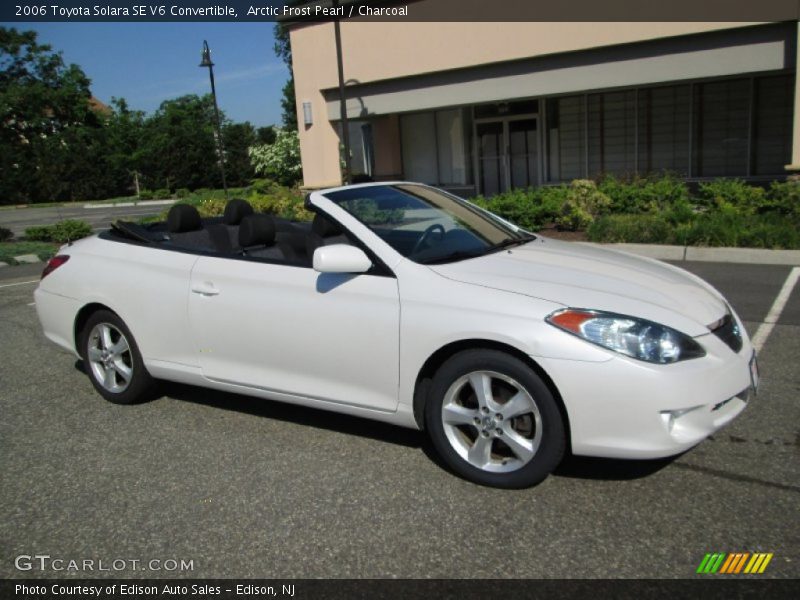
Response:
[37,236,199,367]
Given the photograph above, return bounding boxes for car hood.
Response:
[428,237,727,336]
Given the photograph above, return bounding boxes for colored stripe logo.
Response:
[696,552,773,574]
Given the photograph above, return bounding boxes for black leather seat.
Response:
[166,204,212,249]
[305,213,350,258]
[239,214,303,263]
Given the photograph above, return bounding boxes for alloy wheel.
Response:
[441,370,542,473]
[86,322,133,393]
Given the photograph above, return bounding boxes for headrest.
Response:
[312,213,343,238]
[167,204,202,233]
[239,214,276,248]
[223,198,254,225]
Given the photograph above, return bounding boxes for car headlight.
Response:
[546,309,705,364]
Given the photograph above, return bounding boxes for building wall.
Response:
[290,20,773,188]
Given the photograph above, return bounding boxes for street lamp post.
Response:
[199,40,229,201]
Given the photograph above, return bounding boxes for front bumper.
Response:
[535,331,755,459]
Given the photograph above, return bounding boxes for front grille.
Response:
[709,313,743,353]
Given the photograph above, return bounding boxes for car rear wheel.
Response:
[80,309,156,404]
[425,350,565,488]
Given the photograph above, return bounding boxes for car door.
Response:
[186,254,400,412]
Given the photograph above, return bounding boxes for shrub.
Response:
[25,220,92,243]
[249,128,303,187]
[589,212,799,249]
[472,186,568,231]
[598,173,689,213]
[765,181,800,220]
[24,225,54,241]
[696,179,766,215]
[138,190,155,200]
[683,212,800,249]
[0,226,12,242]
[555,179,611,231]
[195,198,227,218]
[50,220,92,243]
[249,187,312,222]
[154,188,171,200]
[588,214,675,244]
[175,188,191,199]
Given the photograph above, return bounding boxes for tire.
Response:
[425,349,565,489]
[79,309,157,405]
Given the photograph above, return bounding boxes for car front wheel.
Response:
[425,350,566,488]
[80,309,156,405]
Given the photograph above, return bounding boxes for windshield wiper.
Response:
[417,249,487,265]
[486,235,536,251]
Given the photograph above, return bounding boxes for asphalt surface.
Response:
[0,202,171,237]
[0,261,797,579]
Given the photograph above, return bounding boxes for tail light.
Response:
[41,255,69,279]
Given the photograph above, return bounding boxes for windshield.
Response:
[323,184,533,264]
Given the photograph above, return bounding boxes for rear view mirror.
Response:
[313,244,372,274]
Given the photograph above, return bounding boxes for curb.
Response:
[0,254,43,268]
[83,199,175,209]
[585,243,800,266]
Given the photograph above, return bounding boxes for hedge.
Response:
[25,220,93,243]
[475,175,800,249]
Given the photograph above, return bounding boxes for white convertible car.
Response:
[34,183,757,488]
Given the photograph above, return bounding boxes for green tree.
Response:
[223,121,257,186]
[256,125,276,145]
[106,97,147,196]
[138,94,221,191]
[0,27,96,203]
[274,24,297,131]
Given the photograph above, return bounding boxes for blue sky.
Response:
[17,22,289,127]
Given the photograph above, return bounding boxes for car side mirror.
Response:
[313,244,372,274]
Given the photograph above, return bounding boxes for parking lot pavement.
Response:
[0,261,797,579]
[0,202,169,237]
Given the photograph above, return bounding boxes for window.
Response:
[546,96,586,182]
[325,184,530,264]
[400,112,437,184]
[436,109,471,185]
[752,74,793,175]
[637,85,690,175]
[543,74,790,181]
[400,108,472,186]
[588,90,636,177]
[692,79,750,177]
[347,121,374,177]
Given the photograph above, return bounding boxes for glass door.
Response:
[477,121,504,196]
[509,118,538,189]
[476,117,538,194]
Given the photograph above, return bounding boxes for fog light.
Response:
[660,406,701,432]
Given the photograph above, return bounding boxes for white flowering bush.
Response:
[248,128,302,186]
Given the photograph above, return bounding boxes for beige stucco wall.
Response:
[290,20,763,188]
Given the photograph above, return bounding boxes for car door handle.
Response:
[191,282,220,296]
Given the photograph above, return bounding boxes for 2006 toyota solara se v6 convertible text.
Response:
[34,183,759,488]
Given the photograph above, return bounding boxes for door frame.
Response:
[473,112,542,195]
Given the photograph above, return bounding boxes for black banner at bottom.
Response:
[1,579,796,600]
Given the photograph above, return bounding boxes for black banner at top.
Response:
[2,0,799,23]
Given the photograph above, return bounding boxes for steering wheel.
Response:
[411,223,446,256]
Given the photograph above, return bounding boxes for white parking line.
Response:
[0,279,38,289]
[751,266,800,352]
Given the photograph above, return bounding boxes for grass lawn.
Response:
[0,241,58,265]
